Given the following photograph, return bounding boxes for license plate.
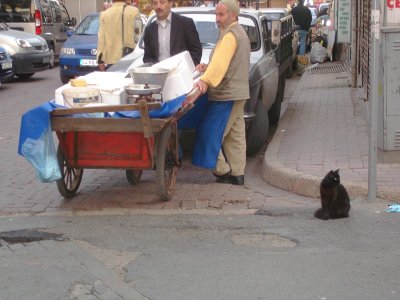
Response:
[80,59,98,67]
[1,61,12,70]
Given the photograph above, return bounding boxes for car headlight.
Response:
[16,38,32,48]
[61,47,75,55]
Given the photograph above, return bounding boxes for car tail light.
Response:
[35,10,42,35]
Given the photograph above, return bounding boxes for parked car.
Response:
[259,8,298,76]
[0,46,13,82]
[109,7,292,156]
[59,13,99,84]
[59,12,145,83]
[0,0,76,69]
[0,22,50,79]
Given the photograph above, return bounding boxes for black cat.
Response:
[314,169,351,220]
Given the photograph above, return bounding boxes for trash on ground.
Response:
[386,204,400,212]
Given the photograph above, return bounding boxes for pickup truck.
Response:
[109,7,294,156]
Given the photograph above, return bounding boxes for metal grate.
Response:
[307,63,346,75]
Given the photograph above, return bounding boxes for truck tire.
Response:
[269,75,286,125]
[246,100,269,157]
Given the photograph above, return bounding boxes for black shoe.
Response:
[212,171,231,179]
[216,175,244,186]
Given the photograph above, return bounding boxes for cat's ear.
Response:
[335,169,340,173]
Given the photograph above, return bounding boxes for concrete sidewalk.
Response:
[262,62,400,201]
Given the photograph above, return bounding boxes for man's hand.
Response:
[194,79,208,95]
[195,63,208,73]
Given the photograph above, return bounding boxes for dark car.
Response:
[59,13,99,83]
[0,46,13,82]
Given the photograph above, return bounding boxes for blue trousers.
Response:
[298,29,309,55]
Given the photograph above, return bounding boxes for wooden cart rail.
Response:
[51,100,165,137]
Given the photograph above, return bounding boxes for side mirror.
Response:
[66,17,77,27]
[271,20,281,45]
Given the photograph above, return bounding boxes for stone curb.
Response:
[261,70,400,202]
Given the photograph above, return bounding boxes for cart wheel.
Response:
[56,146,83,198]
[126,169,143,185]
[156,124,178,201]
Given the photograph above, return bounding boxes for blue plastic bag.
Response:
[21,127,61,182]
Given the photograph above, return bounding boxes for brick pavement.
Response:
[1,151,300,215]
[262,62,400,201]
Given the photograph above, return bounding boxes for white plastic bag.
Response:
[21,127,61,183]
[310,42,328,64]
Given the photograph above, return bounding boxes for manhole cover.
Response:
[0,229,64,245]
[232,233,297,248]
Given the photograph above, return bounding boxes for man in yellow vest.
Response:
[97,0,140,70]
[194,0,250,185]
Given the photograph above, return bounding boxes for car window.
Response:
[238,15,259,50]
[138,13,260,51]
[50,1,61,23]
[75,15,99,35]
[0,0,32,22]
[263,12,285,20]
[59,3,69,24]
[179,13,260,51]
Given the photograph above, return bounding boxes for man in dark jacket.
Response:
[291,0,312,55]
[143,0,202,66]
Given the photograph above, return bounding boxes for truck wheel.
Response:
[269,75,286,125]
[292,56,298,70]
[246,100,269,157]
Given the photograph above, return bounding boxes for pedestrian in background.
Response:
[103,0,112,10]
[97,0,140,71]
[142,0,202,66]
[194,0,250,186]
[291,0,312,56]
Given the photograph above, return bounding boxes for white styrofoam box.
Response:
[55,71,131,107]
[152,51,195,102]
[99,86,128,105]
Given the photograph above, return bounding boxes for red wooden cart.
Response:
[50,89,200,201]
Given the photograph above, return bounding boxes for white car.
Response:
[0,22,51,79]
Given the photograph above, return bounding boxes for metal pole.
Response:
[367,0,381,202]
[350,0,357,88]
